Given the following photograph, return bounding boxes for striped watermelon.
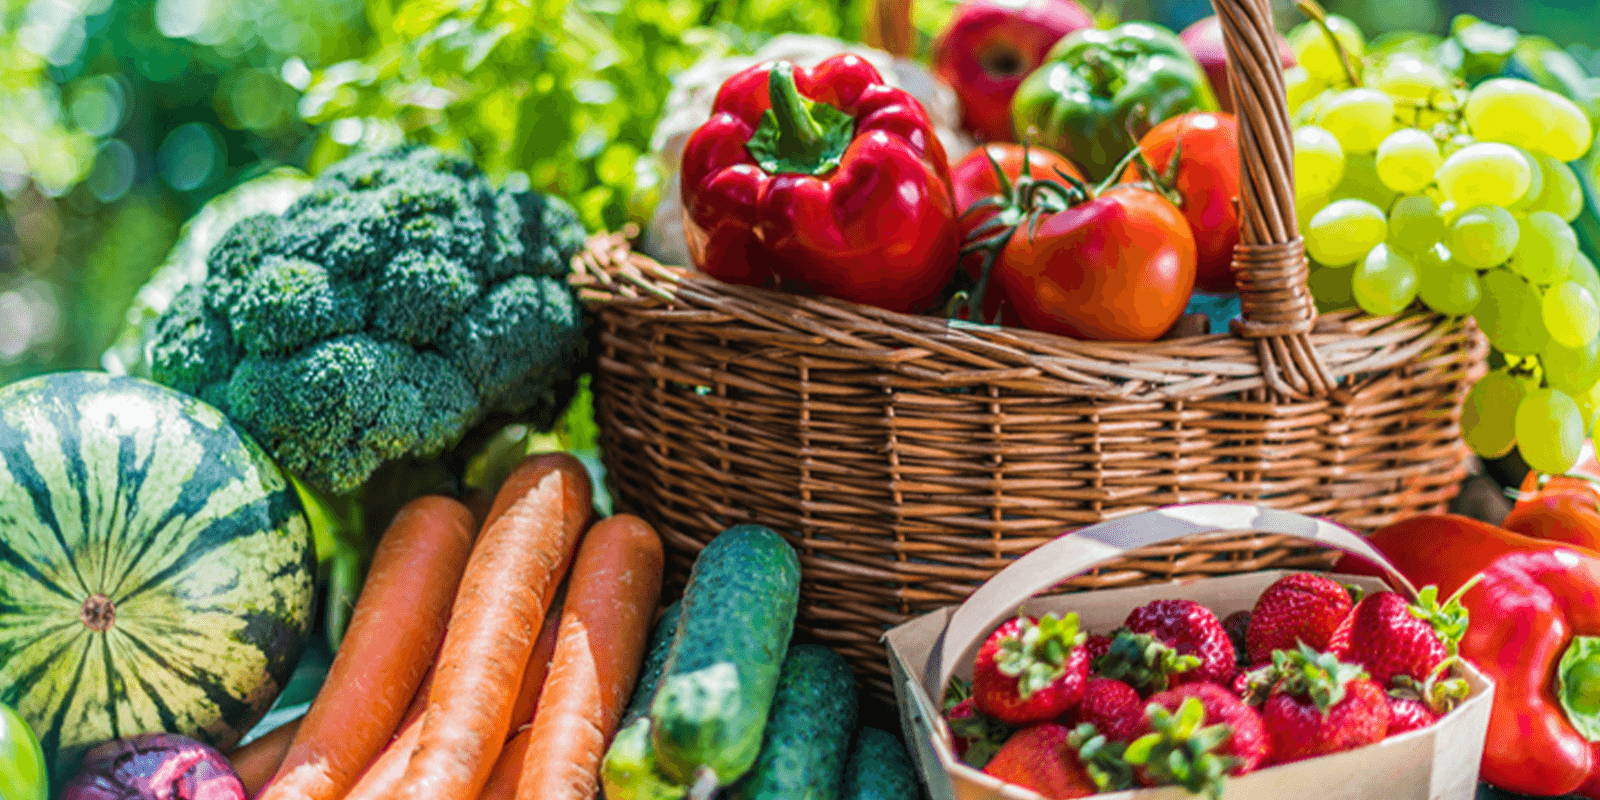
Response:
[0,371,314,777]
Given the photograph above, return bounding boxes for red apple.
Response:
[1179,15,1294,113]
[932,0,1093,142]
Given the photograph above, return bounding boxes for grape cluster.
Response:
[1286,15,1599,474]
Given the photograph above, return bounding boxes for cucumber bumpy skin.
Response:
[649,525,802,790]
[841,727,922,800]
[728,644,859,800]
[621,601,683,729]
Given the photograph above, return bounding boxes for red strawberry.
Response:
[1328,586,1469,687]
[1382,661,1470,737]
[1084,633,1113,664]
[1073,677,1145,742]
[1386,695,1438,734]
[1124,599,1236,686]
[1222,610,1251,665]
[1125,681,1268,796]
[1260,645,1392,764]
[1246,573,1353,664]
[942,681,1015,767]
[974,613,1091,725]
[982,724,1101,799]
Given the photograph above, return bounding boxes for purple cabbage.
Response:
[61,733,245,800]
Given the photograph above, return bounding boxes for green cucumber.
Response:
[728,645,858,800]
[601,719,688,800]
[622,601,683,729]
[841,727,922,800]
[650,525,801,790]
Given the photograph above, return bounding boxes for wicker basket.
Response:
[571,0,1488,697]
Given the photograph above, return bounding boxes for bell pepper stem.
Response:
[768,63,825,159]
[1559,636,1600,741]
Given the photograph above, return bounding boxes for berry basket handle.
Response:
[868,0,1336,399]
[921,503,1416,701]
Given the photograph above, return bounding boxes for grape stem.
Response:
[1295,0,1362,88]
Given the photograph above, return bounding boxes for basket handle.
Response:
[867,0,1336,400]
[921,503,1416,701]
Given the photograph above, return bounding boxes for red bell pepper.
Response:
[1506,473,1600,553]
[1339,514,1600,797]
[680,55,961,313]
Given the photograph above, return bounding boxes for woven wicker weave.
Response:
[572,0,1488,697]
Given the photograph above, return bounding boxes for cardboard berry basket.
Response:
[885,503,1493,800]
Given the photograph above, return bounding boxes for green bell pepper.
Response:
[0,703,46,800]
[1012,22,1217,179]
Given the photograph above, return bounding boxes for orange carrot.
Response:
[514,514,664,800]
[397,664,436,732]
[478,728,533,800]
[229,718,301,796]
[345,601,559,800]
[395,454,592,800]
[260,496,475,800]
[343,712,424,800]
[507,594,566,734]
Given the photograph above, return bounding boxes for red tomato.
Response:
[1504,473,1600,553]
[989,185,1196,341]
[951,143,1085,218]
[1120,112,1240,294]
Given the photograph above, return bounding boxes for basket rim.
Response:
[572,231,1487,404]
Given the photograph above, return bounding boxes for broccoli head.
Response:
[145,146,589,495]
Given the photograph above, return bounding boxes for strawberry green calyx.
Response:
[996,613,1087,699]
[1390,658,1470,715]
[1124,698,1237,800]
[1274,644,1368,716]
[1094,629,1203,693]
[1068,723,1134,791]
[1407,577,1481,656]
[1235,663,1278,706]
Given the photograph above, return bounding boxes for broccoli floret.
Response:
[144,145,589,495]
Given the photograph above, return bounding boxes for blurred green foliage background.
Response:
[0,0,1595,383]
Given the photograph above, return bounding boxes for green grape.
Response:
[1543,282,1600,348]
[1462,369,1529,458]
[1542,335,1600,396]
[1447,205,1519,269]
[1285,66,1323,116]
[1297,193,1328,231]
[1376,55,1452,126]
[1509,210,1578,284]
[1353,244,1420,315]
[1332,153,1397,208]
[1509,148,1545,211]
[1288,15,1366,85]
[1570,253,1600,301]
[1476,269,1550,355]
[1531,153,1585,222]
[1516,387,1586,473]
[1309,264,1356,311]
[1316,89,1396,154]
[1418,265,1482,315]
[1387,195,1445,253]
[1464,78,1556,152]
[1375,128,1441,193]
[1542,89,1594,162]
[1294,126,1346,198]
[1435,142,1534,209]
[1306,199,1387,267]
